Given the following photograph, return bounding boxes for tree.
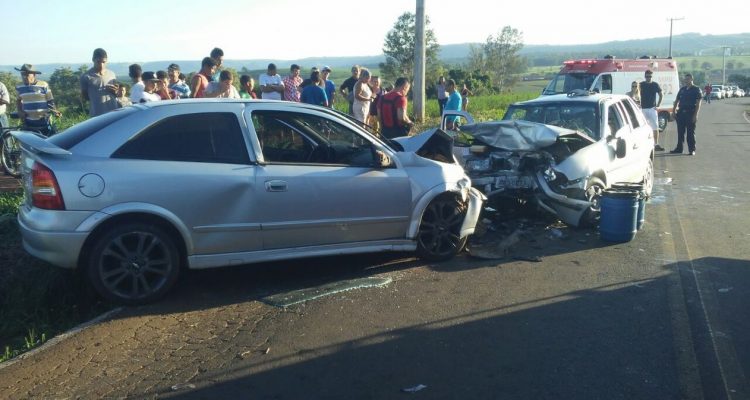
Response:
[49,66,86,111]
[469,26,526,92]
[379,12,440,83]
[701,61,713,70]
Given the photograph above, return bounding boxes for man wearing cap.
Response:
[259,63,284,101]
[80,48,120,117]
[283,64,303,102]
[167,64,191,99]
[135,72,167,103]
[15,64,60,135]
[321,66,335,108]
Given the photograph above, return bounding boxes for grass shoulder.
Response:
[0,191,112,363]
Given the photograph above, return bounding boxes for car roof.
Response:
[512,92,628,106]
[137,98,331,112]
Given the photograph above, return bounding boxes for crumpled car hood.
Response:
[460,120,592,150]
[393,128,456,164]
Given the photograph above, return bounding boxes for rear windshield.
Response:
[48,107,137,150]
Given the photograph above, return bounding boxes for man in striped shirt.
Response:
[15,64,60,135]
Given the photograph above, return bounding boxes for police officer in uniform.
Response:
[671,73,702,156]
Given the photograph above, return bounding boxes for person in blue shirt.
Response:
[321,66,336,108]
[300,71,328,107]
[444,79,462,130]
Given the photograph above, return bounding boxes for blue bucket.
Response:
[599,189,639,242]
[612,183,646,230]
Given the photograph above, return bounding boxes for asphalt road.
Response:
[1,97,749,399]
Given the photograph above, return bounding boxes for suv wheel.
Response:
[416,195,468,261]
[88,223,180,305]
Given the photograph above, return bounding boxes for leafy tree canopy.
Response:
[380,12,440,83]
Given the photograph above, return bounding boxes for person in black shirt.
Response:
[339,65,360,115]
[670,73,702,155]
[640,70,665,151]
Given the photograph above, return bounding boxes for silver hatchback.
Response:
[16,100,483,304]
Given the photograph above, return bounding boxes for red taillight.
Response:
[32,162,65,210]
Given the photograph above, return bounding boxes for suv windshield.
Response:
[542,73,597,95]
[503,102,601,140]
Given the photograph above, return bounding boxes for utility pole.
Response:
[667,17,684,58]
[414,0,426,122]
[721,45,731,85]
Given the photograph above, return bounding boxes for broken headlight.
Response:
[466,158,491,172]
[543,167,557,182]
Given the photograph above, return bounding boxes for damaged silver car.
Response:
[444,92,654,226]
[16,100,483,304]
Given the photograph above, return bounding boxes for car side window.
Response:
[113,112,250,164]
[607,104,623,136]
[252,111,375,167]
[620,99,641,129]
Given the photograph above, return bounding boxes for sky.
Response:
[2,0,748,65]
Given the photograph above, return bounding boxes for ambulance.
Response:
[542,57,680,131]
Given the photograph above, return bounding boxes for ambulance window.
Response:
[601,75,613,94]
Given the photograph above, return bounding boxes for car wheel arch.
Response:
[407,185,468,239]
[77,212,188,272]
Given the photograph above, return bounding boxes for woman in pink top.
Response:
[190,57,217,98]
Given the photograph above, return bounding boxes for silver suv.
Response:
[444,92,653,226]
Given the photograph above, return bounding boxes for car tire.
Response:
[88,223,181,305]
[642,158,654,198]
[416,194,469,262]
[1,132,22,178]
[579,177,605,227]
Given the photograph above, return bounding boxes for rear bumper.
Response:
[17,207,95,269]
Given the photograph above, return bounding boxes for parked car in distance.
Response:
[15,100,483,304]
[711,85,725,99]
[442,92,653,227]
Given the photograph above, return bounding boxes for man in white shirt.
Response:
[259,63,284,100]
[129,64,146,104]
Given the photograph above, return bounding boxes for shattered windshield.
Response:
[503,102,601,141]
[542,73,597,95]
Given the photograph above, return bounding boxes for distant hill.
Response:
[441,32,750,66]
[2,32,749,77]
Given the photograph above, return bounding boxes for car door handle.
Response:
[265,180,288,192]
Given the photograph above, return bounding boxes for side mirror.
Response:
[374,149,392,168]
[615,138,627,158]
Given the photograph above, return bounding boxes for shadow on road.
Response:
[132,256,745,399]
[160,270,681,399]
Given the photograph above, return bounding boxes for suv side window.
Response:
[252,111,375,167]
[113,112,250,164]
[607,104,623,136]
[620,99,641,128]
